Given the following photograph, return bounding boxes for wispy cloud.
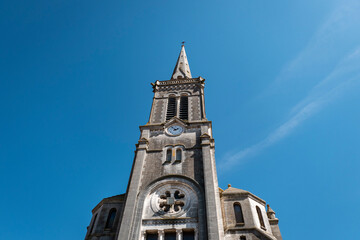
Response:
[219,1,360,170]
[275,0,360,86]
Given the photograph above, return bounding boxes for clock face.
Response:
[167,125,184,135]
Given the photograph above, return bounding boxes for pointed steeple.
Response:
[171,44,192,79]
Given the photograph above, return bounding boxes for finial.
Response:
[182,41,185,46]
[267,204,276,219]
[228,184,231,188]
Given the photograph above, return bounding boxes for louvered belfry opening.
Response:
[166,96,177,120]
[179,96,188,120]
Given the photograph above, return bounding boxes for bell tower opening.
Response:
[166,96,177,120]
[179,95,189,120]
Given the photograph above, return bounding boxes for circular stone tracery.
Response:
[149,184,194,217]
[158,190,185,213]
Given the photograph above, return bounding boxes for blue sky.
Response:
[1,0,360,239]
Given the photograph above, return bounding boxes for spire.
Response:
[171,44,192,79]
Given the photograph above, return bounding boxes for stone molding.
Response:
[155,93,201,99]
[136,138,149,150]
[140,120,212,129]
[200,133,215,148]
[225,227,277,240]
[269,219,279,225]
[151,78,205,93]
[152,77,205,86]
[164,117,187,128]
[142,218,197,226]
[221,192,266,206]
[91,194,125,213]
[158,84,198,92]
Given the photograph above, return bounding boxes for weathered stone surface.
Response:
[84,46,282,240]
[85,195,125,240]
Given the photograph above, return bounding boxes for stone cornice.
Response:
[136,137,149,150]
[154,94,201,100]
[142,217,197,226]
[91,194,126,213]
[221,191,266,205]
[163,117,187,128]
[154,77,205,86]
[140,120,212,130]
[269,219,279,225]
[225,227,277,240]
[151,77,205,92]
[200,133,215,148]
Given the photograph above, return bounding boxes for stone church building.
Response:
[84,46,282,240]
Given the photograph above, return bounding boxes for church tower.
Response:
[85,45,282,240]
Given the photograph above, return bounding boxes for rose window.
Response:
[158,190,185,213]
[148,183,195,218]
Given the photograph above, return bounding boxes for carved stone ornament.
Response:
[158,190,185,213]
[149,184,194,218]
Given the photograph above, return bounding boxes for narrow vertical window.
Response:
[256,206,265,229]
[105,208,117,229]
[175,149,182,161]
[166,96,177,120]
[166,149,172,162]
[146,233,158,240]
[234,203,244,224]
[90,213,97,234]
[179,96,188,120]
[183,230,195,240]
[165,232,176,240]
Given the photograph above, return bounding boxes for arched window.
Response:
[256,206,265,229]
[166,96,177,120]
[175,148,182,161]
[166,149,172,162]
[179,96,188,120]
[90,213,97,234]
[233,203,244,224]
[105,208,117,229]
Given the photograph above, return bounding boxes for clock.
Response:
[167,125,184,135]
